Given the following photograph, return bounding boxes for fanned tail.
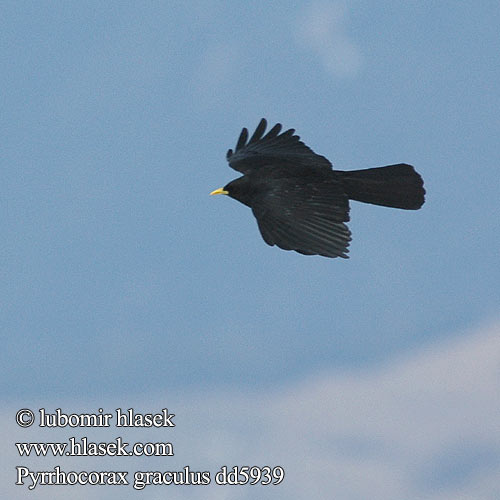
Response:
[339,163,425,209]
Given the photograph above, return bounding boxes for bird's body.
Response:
[211,119,425,258]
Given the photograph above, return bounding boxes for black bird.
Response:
[211,119,425,258]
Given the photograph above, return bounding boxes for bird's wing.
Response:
[251,178,351,258]
[227,118,332,174]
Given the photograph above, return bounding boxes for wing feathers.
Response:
[227,119,332,174]
[259,216,350,258]
[252,179,351,258]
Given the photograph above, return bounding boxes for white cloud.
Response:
[295,2,363,78]
[4,320,499,499]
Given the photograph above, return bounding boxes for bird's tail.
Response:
[338,163,425,209]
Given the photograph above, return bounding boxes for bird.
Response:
[210,119,425,258]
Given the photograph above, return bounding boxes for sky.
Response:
[2,1,500,498]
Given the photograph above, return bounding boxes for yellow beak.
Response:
[210,187,229,196]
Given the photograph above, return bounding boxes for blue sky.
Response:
[2,1,499,498]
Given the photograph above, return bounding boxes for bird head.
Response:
[210,176,253,207]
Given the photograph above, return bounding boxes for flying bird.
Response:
[211,119,425,258]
